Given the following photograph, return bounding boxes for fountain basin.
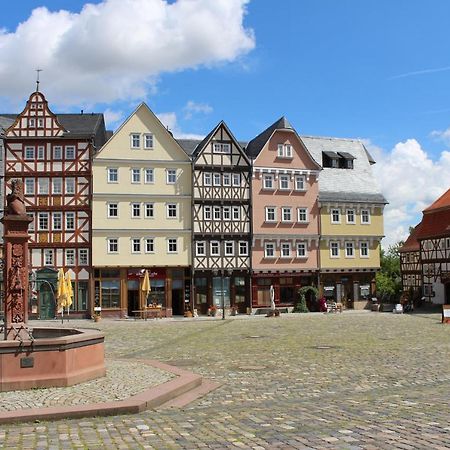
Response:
[0,327,105,392]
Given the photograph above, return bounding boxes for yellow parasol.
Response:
[57,268,68,314]
[141,270,151,306]
[65,271,74,311]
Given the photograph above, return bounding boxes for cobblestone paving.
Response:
[0,360,174,412]
[1,311,449,449]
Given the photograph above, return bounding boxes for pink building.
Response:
[246,117,321,309]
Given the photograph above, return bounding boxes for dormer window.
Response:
[322,151,341,168]
[338,152,355,169]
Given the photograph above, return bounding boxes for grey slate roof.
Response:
[177,139,200,156]
[301,135,387,204]
[246,116,294,159]
[0,113,108,150]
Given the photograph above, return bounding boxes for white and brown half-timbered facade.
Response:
[179,121,252,314]
[3,90,107,319]
[416,189,450,305]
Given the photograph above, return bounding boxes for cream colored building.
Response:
[92,103,191,318]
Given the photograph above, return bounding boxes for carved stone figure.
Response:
[6,179,26,216]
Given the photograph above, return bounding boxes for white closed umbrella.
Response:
[270,285,276,310]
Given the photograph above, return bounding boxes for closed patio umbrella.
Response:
[57,268,68,322]
[141,270,151,307]
[65,271,74,319]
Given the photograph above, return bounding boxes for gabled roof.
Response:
[246,116,294,159]
[399,222,423,253]
[424,187,450,212]
[416,209,450,239]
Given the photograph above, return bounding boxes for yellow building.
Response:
[302,136,386,308]
[92,103,191,318]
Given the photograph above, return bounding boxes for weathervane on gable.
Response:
[35,69,43,92]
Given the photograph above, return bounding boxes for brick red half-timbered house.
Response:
[3,90,107,318]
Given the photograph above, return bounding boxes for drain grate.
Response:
[309,345,340,350]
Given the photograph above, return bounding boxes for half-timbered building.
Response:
[399,223,423,302]
[3,90,107,319]
[179,122,252,314]
[417,188,450,304]
[92,103,192,318]
[246,117,321,310]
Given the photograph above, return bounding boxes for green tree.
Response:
[376,242,403,301]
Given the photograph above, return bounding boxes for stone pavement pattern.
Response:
[0,360,174,412]
[1,312,449,449]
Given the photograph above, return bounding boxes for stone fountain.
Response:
[0,180,105,392]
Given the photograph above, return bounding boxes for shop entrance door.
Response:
[172,289,184,315]
[212,277,230,308]
[445,282,450,304]
[39,283,55,319]
[128,290,139,316]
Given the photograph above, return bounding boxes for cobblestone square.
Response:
[1,311,449,449]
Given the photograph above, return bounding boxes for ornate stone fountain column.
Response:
[1,180,33,341]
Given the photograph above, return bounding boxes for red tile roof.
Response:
[417,208,450,239]
[424,187,450,212]
[399,222,423,252]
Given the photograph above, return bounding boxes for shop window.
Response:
[77,281,88,311]
[98,279,120,308]
[147,279,166,306]
[257,278,271,286]
[234,277,246,304]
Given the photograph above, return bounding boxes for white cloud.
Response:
[157,111,204,139]
[104,108,124,130]
[430,126,450,145]
[183,100,213,119]
[0,0,254,106]
[368,139,450,248]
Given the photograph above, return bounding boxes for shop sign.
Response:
[184,280,191,303]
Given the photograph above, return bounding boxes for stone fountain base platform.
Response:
[0,327,105,392]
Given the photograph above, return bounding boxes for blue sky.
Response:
[1,0,450,246]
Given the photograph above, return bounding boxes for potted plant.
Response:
[93,306,102,322]
[208,305,217,317]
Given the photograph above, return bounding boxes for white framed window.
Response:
[52,178,62,195]
[345,241,355,258]
[144,133,154,149]
[65,146,75,160]
[232,173,241,186]
[108,203,118,218]
[66,178,75,194]
[107,238,118,253]
[346,209,355,224]
[25,178,34,195]
[239,241,249,256]
[167,203,178,218]
[53,146,62,160]
[279,175,290,190]
[265,206,276,222]
[213,173,221,186]
[131,203,141,218]
[297,207,308,223]
[38,178,49,195]
[361,209,371,224]
[196,241,206,256]
[204,206,212,221]
[52,212,62,231]
[232,206,240,220]
[223,173,231,186]
[167,238,178,254]
[203,173,212,186]
[44,249,54,266]
[131,238,141,253]
[277,143,293,158]
[282,207,292,222]
[25,146,35,160]
[79,249,89,265]
[264,242,275,258]
[213,206,221,220]
[263,174,274,190]
[38,212,49,230]
[360,241,369,258]
[145,238,155,253]
[223,206,231,220]
[108,168,118,183]
[166,169,177,184]
[224,241,234,256]
[27,213,35,231]
[277,144,284,157]
[330,241,340,258]
[28,118,36,127]
[37,118,44,128]
[66,249,76,266]
[331,209,341,224]
[66,212,75,230]
[144,168,154,184]
[210,241,220,256]
[144,203,154,218]
[295,175,306,191]
[281,242,291,258]
[37,146,45,160]
[297,242,307,258]
[130,133,141,148]
[131,168,141,183]
[213,142,231,153]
